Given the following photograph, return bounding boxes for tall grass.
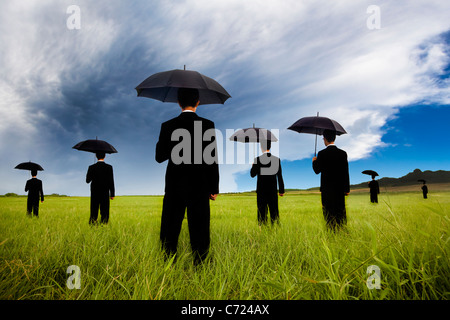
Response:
[0,191,449,300]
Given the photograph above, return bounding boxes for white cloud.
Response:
[226,0,450,164]
[175,0,450,190]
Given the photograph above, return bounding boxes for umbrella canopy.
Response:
[229,126,278,143]
[418,179,426,183]
[135,68,231,105]
[362,170,379,177]
[287,113,347,156]
[72,139,118,154]
[15,161,44,171]
[288,115,347,136]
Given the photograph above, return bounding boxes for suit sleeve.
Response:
[210,162,219,195]
[343,152,350,194]
[39,180,44,202]
[208,123,219,195]
[86,166,93,184]
[312,152,322,174]
[25,181,29,192]
[155,123,170,163]
[277,158,285,194]
[109,166,115,198]
[250,158,259,178]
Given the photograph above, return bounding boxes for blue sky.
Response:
[0,1,449,196]
[235,103,450,192]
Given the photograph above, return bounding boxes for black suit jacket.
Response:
[155,112,219,195]
[369,180,380,194]
[25,178,44,202]
[250,153,285,195]
[86,161,115,197]
[422,185,428,194]
[313,145,350,194]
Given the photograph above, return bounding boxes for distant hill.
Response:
[295,169,450,193]
[351,169,450,189]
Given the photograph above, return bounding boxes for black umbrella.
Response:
[229,125,278,143]
[15,161,44,171]
[229,124,277,159]
[362,170,379,177]
[288,112,347,156]
[418,179,426,183]
[72,139,117,154]
[135,67,231,105]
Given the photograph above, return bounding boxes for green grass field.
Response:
[0,191,449,300]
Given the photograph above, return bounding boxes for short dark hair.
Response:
[31,170,37,176]
[96,152,105,160]
[323,129,336,142]
[177,88,200,108]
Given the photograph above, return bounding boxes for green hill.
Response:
[296,169,450,193]
[351,168,450,189]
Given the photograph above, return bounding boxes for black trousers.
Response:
[321,191,347,231]
[27,199,39,217]
[370,192,378,203]
[89,193,110,224]
[257,192,279,225]
[160,191,210,265]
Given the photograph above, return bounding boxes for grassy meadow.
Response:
[0,190,449,300]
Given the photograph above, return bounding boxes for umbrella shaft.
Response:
[314,131,318,156]
[315,112,319,156]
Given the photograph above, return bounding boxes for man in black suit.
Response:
[312,129,350,231]
[86,152,115,225]
[368,176,380,203]
[25,169,44,217]
[156,88,219,265]
[250,140,285,225]
[421,182,428,199]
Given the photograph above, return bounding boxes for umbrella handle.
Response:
[314,132,317,157]
[314,112,319,157]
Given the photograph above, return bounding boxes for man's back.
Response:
[86,162,115,197]
[155,112,219,194]
[251,153,284,195]
[369,180,379,193]
[313,145,349,193]
[25,178,44,201]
